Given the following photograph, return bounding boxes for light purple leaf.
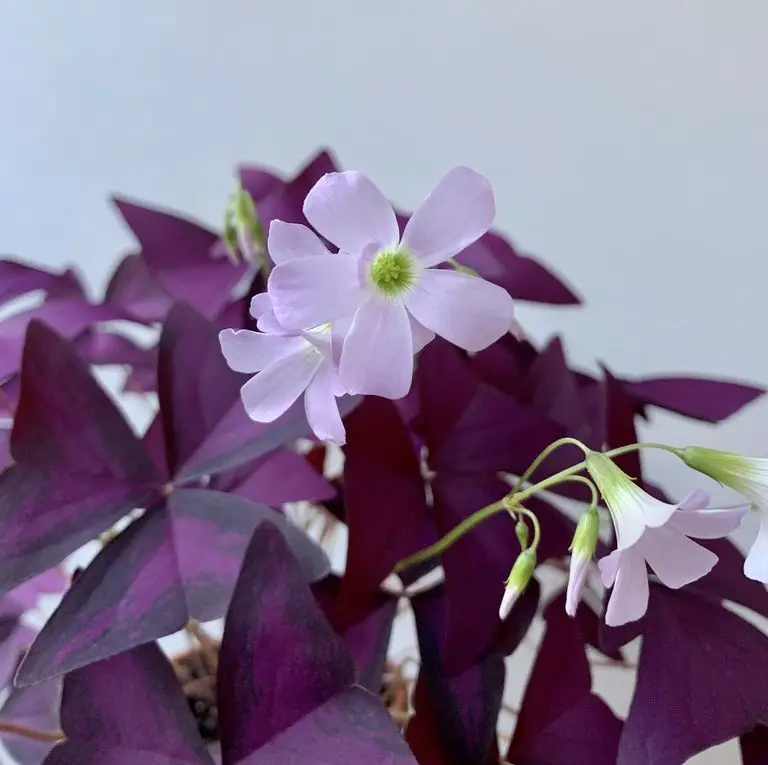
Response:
[105,254,175,323]
[17,489,328,686]
[0,259,82,307]
[0,322,160,595]
[0,677,61,765]
[217,523,416,765]
[508,597,622,765]
[619,585,768,765]
[42,643,212,765]
[625,375,764,423]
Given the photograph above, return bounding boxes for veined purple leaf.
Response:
[407,585,512,765]
[624,375,764,423]
[0,676,60,765]
[43,643,213,765]
[111,196,247,320]
[105,254,175,323]
[0,298,130,380]
[341,398,431,617]
[0,322,160,595]
[213,449,335,508]
[508,597,622,765]
[17,489,329,686]
[313,575,399,694]
[217,523,416,765]
[0,612,35,689]
[618,585,768,765]
[0,258,82,307]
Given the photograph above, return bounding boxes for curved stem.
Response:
[515,506,541,552]
[0,720,64,743]
[393,500,506,573]
[552,474,599,509]
[510,437,589,494]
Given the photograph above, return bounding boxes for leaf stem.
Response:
[0,720,64,743]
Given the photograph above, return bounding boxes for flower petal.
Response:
[218,329,304,374]
[638,526,718,589]
[410,315,435,353]
[600,547,650,626]
[405,269,513,352]
[267,220,330,265]
[668,498,749,539]
[304,362,346,445]
[268,254,364,330]
[249,292,272,319]
[240,347,322,422]
[401,167,495,267]
[565,551,590,617]
[303,171,399,253]
[745,508,768,583]
[339,298,413,399]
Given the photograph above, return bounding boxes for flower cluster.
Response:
[219,167,516,444]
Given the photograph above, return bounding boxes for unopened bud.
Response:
[569,506,600,557]
[499,549,536,619]
[515,518,529,550]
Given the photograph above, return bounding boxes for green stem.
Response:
[551,474,599,509]
[394,441,681,573]
[514,506,541,552]
[447,257,477,276]
[510,437,589,494]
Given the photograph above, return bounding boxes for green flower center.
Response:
[369,248,415,297]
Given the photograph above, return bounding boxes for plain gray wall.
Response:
[1,2,766,762]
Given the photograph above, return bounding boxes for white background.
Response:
[1,2,767,763]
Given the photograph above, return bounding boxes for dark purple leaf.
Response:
[313,575,399,694]
[213,449,335,508]
[618,586,768,765]
[0,259,82,307]
[601,366,642,479]
[43,643,212,765]
[508,598,622,765]
[73,327,153,369]
[453,230,581,305]
[342,398,432,616]
[625,375,764,423]
[0,322,160,595]
[17,489,329,685]
[105,254,175,323]
[218,523,416,765]
[741,725,768,764]
[0,678,60,764]
[408,586,506,765]
[111,196,247,320]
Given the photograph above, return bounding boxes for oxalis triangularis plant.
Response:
[0,150,765,765]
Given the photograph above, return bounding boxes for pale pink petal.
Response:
[610,499,648,551]
[668,501,749,539]
[339,298,413,399]
[401,167,495,267]
[240,348,322,422]
[598,549,620,588]
[330,315,353,367]
[257,309,288,335]
[745,508,768,582]
[499,586,520,620]
[405,269,514,352]
[268,254,364,330]
[218,329,304,374]
[267,220,330,265]
[565,551,590,617]
[410,315,435,353]
[303,171,399,253]
[638,526,718,589]
[304,363,346,445]
[249,292,272,319]
[600,547,650,626]
[637,494,679,529]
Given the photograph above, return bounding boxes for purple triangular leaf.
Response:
[218,523,415,765]
[0,259,82,307]
[111,196,247,319]
[43,643,212,765]
[341,397,432,616]
[624,375,764,423]
[17,489,328,685]
[105,254,175,323]
[618,585,768,765]
[453,230,581,305]
[0,322,160,595]
[0,677,60,764]
[409,586,506,765]
[508,597,622,765]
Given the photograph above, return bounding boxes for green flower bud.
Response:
[515,518,529,550]
[569,506,600,557]
[499,549,536,619]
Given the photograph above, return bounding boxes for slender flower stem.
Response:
[512,505,541,552]
[393,440,683,573]
[0,720,64,743]
[510,437,589,495]
[551,474,599,509]
[447,257,477,276]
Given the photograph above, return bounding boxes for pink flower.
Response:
[218,294,346,445]
[565,507,600,617]
[267,168,516,398]
[598,490,748,626]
